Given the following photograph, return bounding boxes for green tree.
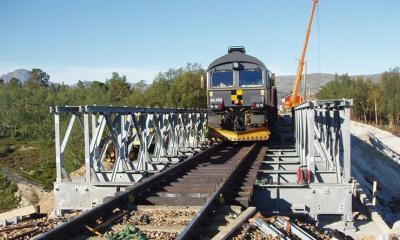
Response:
[169,64,206,108]
[367,82,382,124]
[8,77,21,87]
[105,72,130,103]
[380,67,400,126]
[351,77,372,122]
[144,64,206,108]
[145,72,175,107]
[133,80,148,90]
[76,80,86,88]
[26,68,50,87]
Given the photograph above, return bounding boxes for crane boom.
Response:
[283,0,318,109]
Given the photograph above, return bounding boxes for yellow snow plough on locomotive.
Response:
[207,46,278,141]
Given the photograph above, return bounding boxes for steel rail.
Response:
[35,143,223,240]
[176,142,261,240]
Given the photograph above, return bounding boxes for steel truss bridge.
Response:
[51,106,207,211]
[43,99,353,239]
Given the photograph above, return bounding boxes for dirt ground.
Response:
[350,121,400,230]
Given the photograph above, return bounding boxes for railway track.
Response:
[28,142,264,240]
[0,141,340,240]
[0,214,72,240]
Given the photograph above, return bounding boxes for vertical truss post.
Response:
[54,112,62,183]
[84,111,91,183]
[307,105,315,173]
[342,106,351,183]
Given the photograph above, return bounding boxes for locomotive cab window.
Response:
[239,69,262,87]
[211,70,234,88]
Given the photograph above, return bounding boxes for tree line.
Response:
[317,67,400,129]
[0,64,206,139]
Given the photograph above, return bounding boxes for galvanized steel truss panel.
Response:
[294,99,352,183]
[50,106,207,212]
[254,99,353,229]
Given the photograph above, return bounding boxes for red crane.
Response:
[282,0,318,109]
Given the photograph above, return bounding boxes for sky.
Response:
[0,0,399,85]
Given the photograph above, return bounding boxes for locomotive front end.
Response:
[207,46,277,141]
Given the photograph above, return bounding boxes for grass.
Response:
[0,137,55,190]
[0,131,87,191]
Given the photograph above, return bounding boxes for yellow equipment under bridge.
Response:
[209,126,270,142]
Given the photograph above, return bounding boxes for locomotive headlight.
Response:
[232,62,240,70]
[260,90,265,96]
[209,91,213,97]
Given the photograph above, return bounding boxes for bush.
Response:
[0,145,14,157]
[0,172,20,210]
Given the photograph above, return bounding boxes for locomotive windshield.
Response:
[239,69,262,87]
[211,70,233,88]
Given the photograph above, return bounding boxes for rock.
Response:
[16,183,46,207]
[37,191,54,216]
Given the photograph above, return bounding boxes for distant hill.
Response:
[0,69,31,83]
[275,73,383,100]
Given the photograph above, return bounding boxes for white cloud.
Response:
[0,64,162,85]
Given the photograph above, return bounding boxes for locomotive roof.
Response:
[207,48,266,70]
